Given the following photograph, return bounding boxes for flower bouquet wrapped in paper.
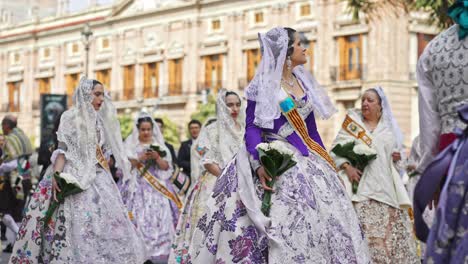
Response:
[43,172,83,225]
[256,141,297,216]
[331,141,377,194]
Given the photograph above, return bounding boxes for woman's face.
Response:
[361,90,382,120]
[289,32,307,66]
[138,121,153,142]
[225,94,241,120]
[91,84,105,111]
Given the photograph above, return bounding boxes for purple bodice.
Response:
[245,97,325,160]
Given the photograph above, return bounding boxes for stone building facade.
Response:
[0,0,439,147]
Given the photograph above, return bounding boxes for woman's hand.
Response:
[392,152,402,162]
[52,175,61,202]
[149,150,161,161]
[138,152,151,162]
[129,158,139,168]
[344,164,362,184]
[256,166,273,192]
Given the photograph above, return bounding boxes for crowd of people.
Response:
[0,2,467,263]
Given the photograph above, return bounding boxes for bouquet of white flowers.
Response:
[256,141,297,216]
[331,141,377,194]
[43,172,83,225]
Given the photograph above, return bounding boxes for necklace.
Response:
[282,75,295,87]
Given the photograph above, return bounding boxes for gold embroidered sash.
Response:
[279,94,337,170]
[342,115,373,147]
[136,162,183,210]
[96,145,110,172]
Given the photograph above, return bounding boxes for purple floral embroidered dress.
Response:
[118,113,179,263]
[185,88,370,263]
[170,89,245,264]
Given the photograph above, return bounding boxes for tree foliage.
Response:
[154,115,181,148]
[190,94,216,125]
[118,115,133,141]
[344,0,456,29]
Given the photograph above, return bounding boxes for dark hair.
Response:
[364,88,382,105]
[188,119,202,129]
[1,118,15,130]
[92,80,103,88]
[153,118,163,128]
[51,113,63,150]
[284,27,297,56]
[225,91,241,103]
[137,117,154,129]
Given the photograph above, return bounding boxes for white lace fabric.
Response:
[57,77,133,191]
[244,27,336,129]
[124,112,173,180]
[197,89,245,168]
[373,86,404,150]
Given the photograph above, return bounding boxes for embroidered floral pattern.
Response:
[422,25,468,133]
[187,143,370,263]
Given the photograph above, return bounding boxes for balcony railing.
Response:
[197,80,225,94]
[167,83,183,96]
[330,64,367,82]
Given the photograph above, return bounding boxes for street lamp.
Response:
[81,23,93,76]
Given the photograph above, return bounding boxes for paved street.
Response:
[1,242,11,264]
[1,253,10,264]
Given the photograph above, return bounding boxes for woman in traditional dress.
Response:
[184,27,370,264]
[9,77,146,263]
[119,112,179,263]
[414,1,468,262]
[170,89,244,263]
[331,87,419,263]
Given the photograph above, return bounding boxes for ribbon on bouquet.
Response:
[135,162,183,210]
[278,89,337,170]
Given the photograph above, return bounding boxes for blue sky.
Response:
[69,0,115,13]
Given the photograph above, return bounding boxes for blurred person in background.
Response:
[177,120,201,178]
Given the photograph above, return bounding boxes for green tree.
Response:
[190,94,216,125]
[154,115,181,148]
[344,0,455,29]
[118,115,133,140]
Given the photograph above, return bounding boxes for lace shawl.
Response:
[244,27,336,129]
[197,89,245,168]
[57,77,132,191]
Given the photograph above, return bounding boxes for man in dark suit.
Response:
[177,120,201,177]
[154,118,178,166]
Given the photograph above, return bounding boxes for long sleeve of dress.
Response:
[244,100,263,161]
[416,55,441,173]
[198,124,221,166]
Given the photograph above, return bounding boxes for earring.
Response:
[286,56,292,71]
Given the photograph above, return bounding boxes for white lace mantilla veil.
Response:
[197,89,245,167]
[57,77,132,191]
[373,86,404,150]
[244,27,336,129]
[124,112,173,179]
